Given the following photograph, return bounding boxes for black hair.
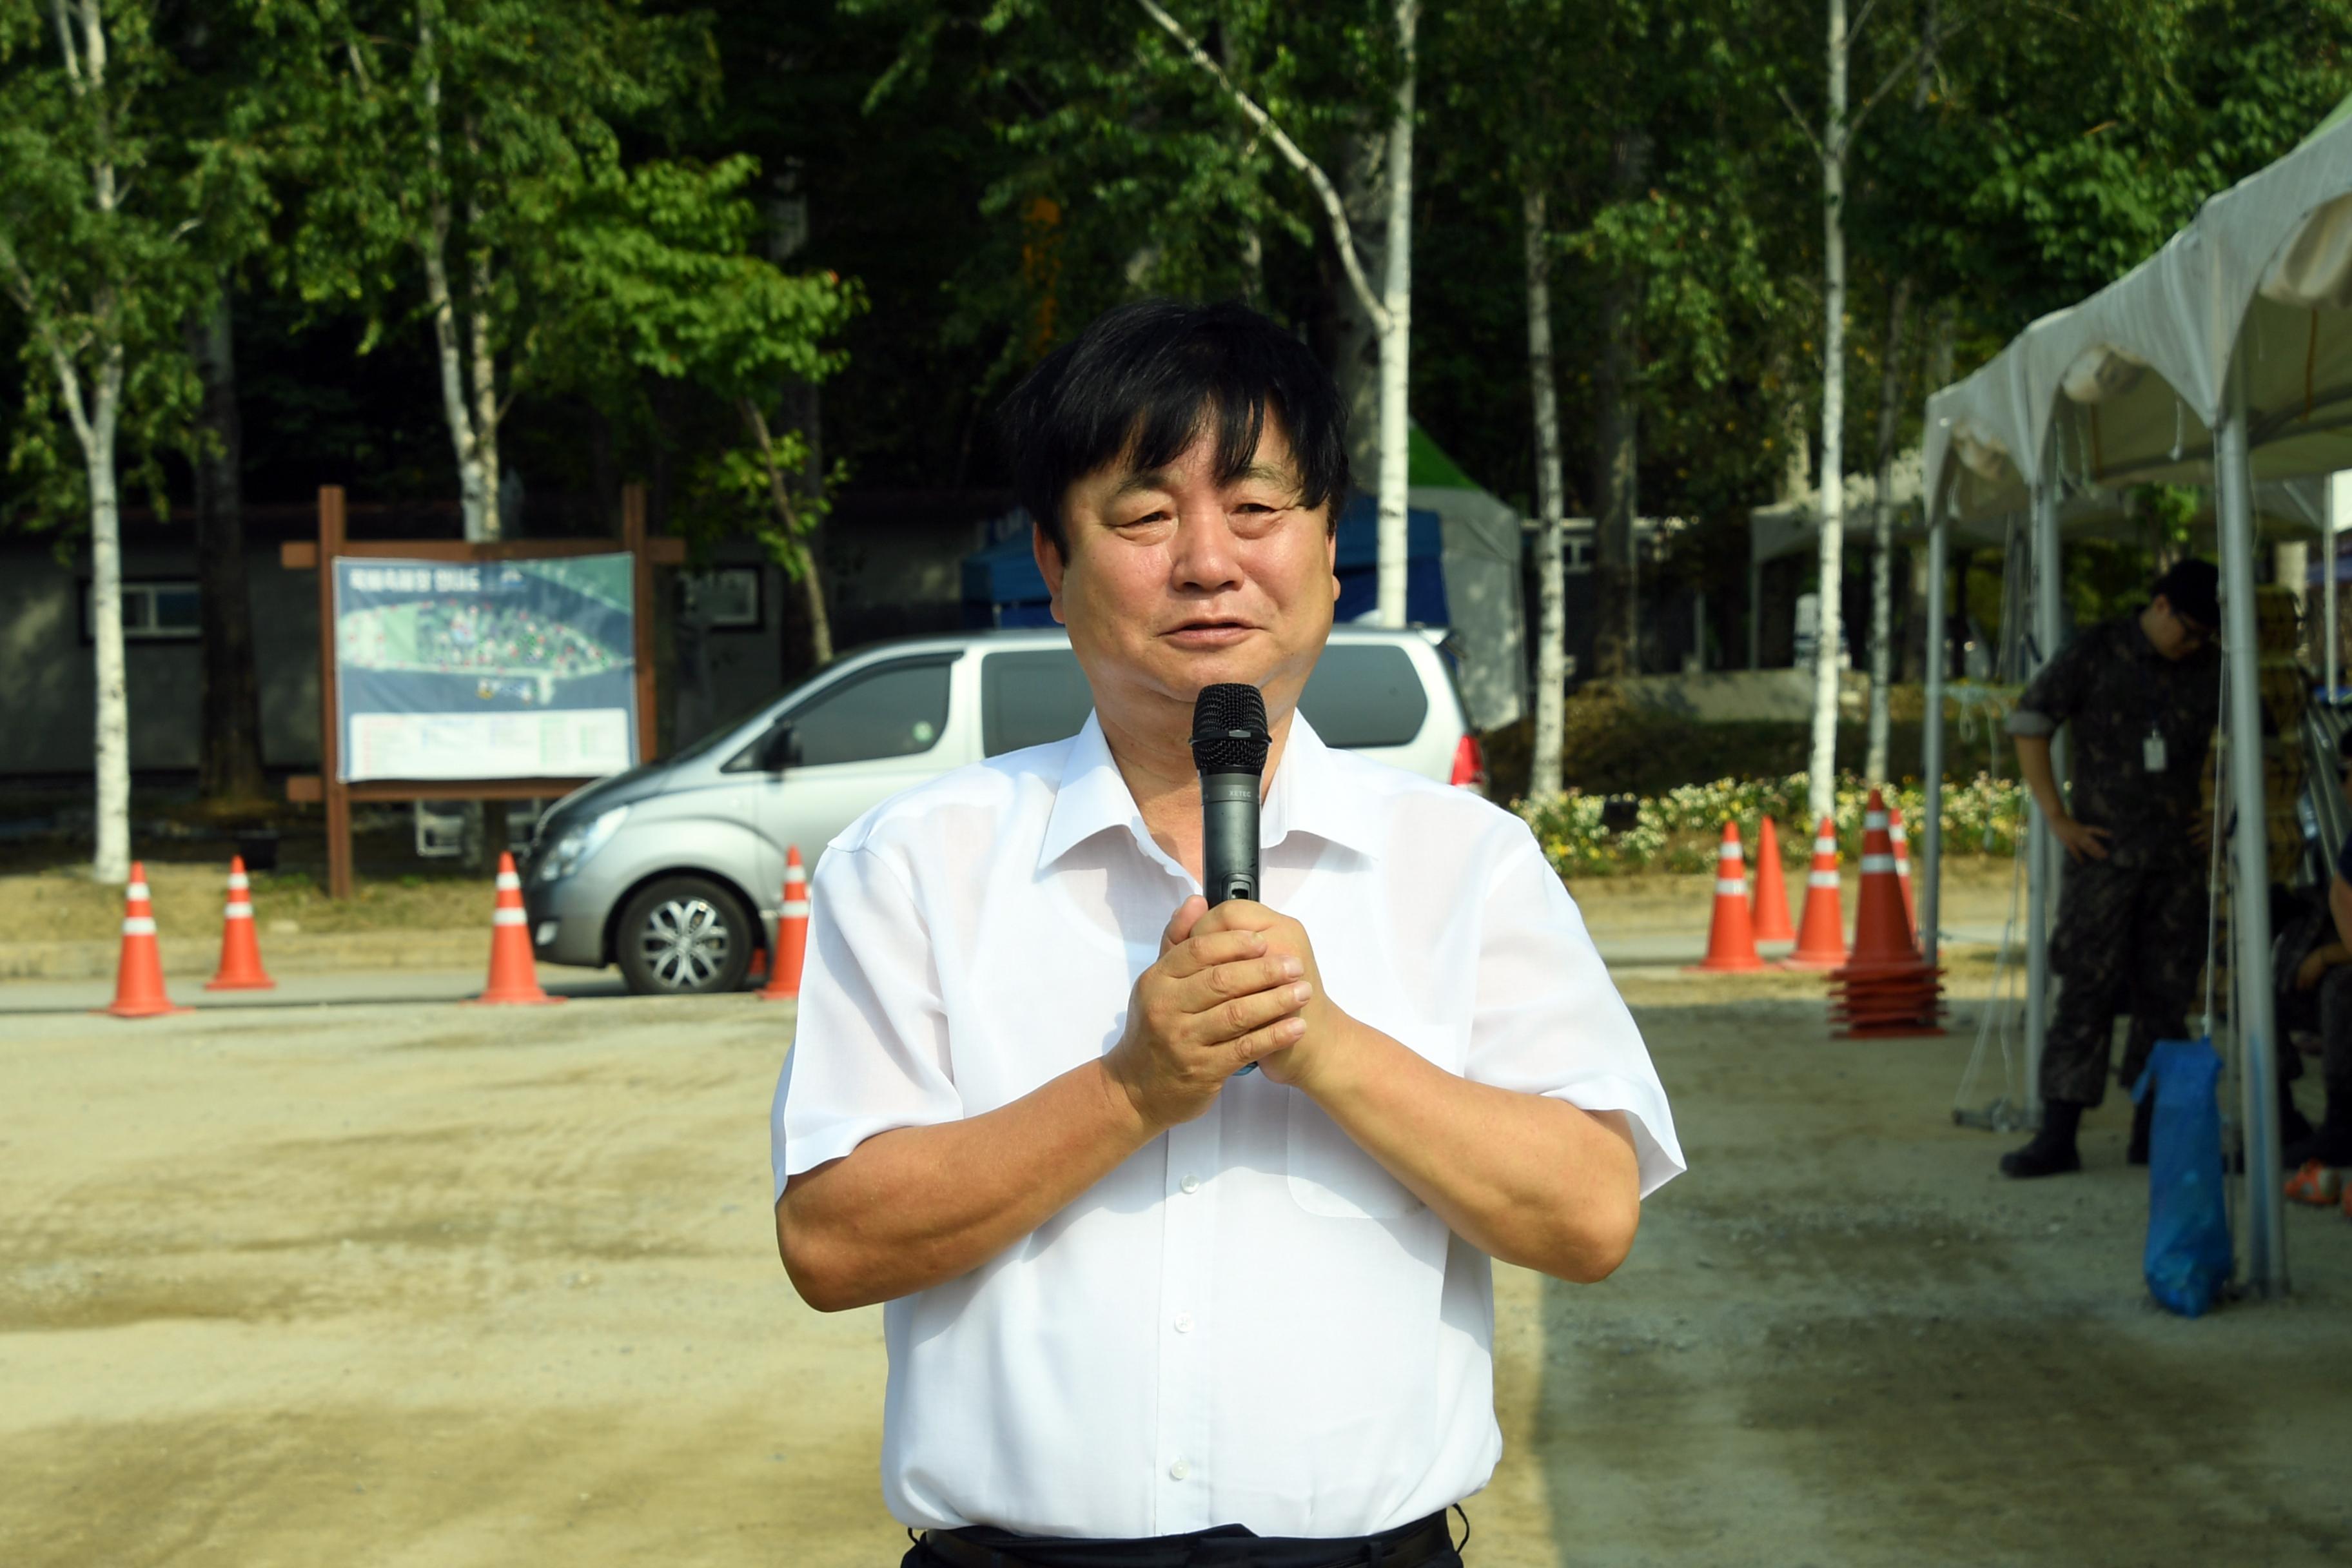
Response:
[2151,558,2220,630]
[997,298,1351,558]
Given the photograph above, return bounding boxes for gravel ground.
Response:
[3,957,2347,1567]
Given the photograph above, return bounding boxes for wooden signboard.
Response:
[282,484,684,897]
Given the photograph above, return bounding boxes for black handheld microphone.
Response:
[1190,683,1270,906]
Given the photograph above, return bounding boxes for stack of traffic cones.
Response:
[758,847,810,1001]
[1781,817,1848,970]
[1889,805,1917,932]
[1689,823,1765,972]
[1827,790,1945,1037]
[205,856,276,991]
[1750,814,1795,945]
[473,852,562,1006]
[102,861,190,1018]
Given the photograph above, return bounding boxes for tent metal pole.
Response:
[2024,475,2061,1124]
[2216,387,2288,1298]
[2328,472,2342,699]
[1921,511,1947,965]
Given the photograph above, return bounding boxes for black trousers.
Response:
[2043,853,2206,1108]
[903,1507,1464,1568]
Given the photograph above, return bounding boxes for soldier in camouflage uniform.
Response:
[2000,559,2222,1179]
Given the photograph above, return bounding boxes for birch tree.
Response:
[0,1,221,883]
[274,0,707,542]
[1861,279,1910,784]
[1522,186,1568,801]
[1436,0,1583,799]
[1859,2,1942,785]
[1783,0,1952,823]
[1134,0,1420,627]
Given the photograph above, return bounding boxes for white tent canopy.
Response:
[1916,106,2352,1300]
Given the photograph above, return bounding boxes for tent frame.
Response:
[1917,115,2352,1301]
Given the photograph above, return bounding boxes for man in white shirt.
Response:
[772,299,1683,1568]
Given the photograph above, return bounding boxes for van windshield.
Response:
[667,693,789,767]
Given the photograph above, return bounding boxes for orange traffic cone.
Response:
[1843,793,1918,970]
[1827,790,1945,1038]
[1889,805,1917,936]
[103,861,189,1017]
[1750,814,1795,943]
[204,856,276,991]
[1782,817,1848,970]
[1689,823,1765,972]
[473,852,562,1006]
[758,847,810,1001]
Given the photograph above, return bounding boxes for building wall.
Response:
[0,542,320,776]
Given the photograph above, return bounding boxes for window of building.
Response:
[83,580,201,642]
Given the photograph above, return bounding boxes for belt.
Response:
[917,1509,1456,1568]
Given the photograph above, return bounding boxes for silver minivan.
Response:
[523,626,1485,995]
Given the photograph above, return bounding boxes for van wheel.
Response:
[616,877,756,995]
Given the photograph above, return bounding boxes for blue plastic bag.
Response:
[2132,1037,2233,1318]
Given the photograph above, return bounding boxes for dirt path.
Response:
[4,965,2347,1566]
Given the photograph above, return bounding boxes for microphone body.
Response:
[1192,683,1271,1074]
[1200,772,1260,905]
[1190,684,1270,907]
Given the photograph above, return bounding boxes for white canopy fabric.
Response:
[1914,102,2352,1302]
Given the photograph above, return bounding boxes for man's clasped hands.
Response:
[1104,895,1348,1130]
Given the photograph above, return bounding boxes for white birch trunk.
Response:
[86,368,130,885]
[1333,133,1384,482]
[1372,0,1418,628]
[1523,186,1567,803]
[467,235,502,540]
[415,10,492,540]
[1865,277,1912,783]
[55,2,132,883]
[1806,0,1850,827]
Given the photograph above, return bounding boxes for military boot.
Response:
[2001,1099,2085,1179]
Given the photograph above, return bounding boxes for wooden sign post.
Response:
[282,484,684,898]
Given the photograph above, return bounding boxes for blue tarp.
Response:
[963,494,1447,629]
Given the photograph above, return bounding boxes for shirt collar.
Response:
[1037,709,1387,874]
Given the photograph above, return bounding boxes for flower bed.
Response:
[1513,773,2026,878]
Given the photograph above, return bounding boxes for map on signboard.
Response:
[334,554,638,781]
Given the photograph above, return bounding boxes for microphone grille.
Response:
[1190,683,1270,774]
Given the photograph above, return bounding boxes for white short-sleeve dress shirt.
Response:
[772,711,1682,1540]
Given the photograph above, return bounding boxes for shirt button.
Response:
[1173,1311,1194,1333]
[1169,1459,1190,1481]
[1179,1175,1200,1195]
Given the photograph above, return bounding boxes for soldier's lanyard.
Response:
[2142,647,2168,774]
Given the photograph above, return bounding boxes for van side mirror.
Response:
[758,722,798,772]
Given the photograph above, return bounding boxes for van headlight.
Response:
[533,805,629,883]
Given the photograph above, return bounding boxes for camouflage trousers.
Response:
[2043,853,2208,1108]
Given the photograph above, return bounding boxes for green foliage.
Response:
[1860,0,2352,333]
[559,156,859,395]
[259,0,719,402]
[558,152,863,575]
[846,0,1411,391]
[0,0,261,532]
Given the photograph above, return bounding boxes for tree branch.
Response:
[50,0,84,93]
[1774,81,1826,159]
[741,397,808,551]
[1848,6,1973,141]
[1129,0,1387,331]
